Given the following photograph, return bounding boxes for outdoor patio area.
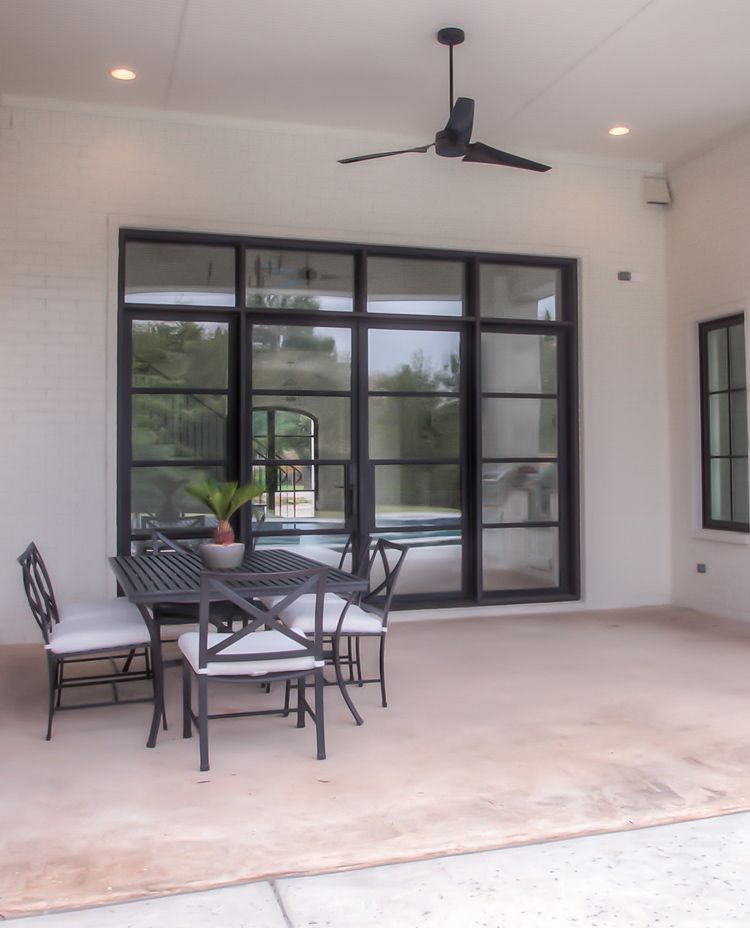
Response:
[4,605,750,918]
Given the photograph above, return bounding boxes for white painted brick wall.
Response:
[667,129,750,621]
[0,101,670,642]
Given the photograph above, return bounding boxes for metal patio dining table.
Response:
[109,547,369,748]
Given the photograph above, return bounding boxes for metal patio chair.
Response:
[178,566,328,771]
[278,539,408,725]
[17,541,154,740]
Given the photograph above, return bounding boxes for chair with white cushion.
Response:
[178,566,328,771]
[278,539,408,725]
[17,542,154,740]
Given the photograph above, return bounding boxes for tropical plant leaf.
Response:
[226,481,265,519]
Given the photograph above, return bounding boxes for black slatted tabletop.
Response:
[110,548,368,604]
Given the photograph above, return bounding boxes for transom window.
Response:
[119,231,580,609]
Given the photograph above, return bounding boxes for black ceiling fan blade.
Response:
[445,96,475,140]
[339,144,433,164]
[463,141,551,172]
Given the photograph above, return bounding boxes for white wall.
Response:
[0,101,670,642]
[667,129,750,620]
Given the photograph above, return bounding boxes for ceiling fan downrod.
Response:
[437,26,465,111]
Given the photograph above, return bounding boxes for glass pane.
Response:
[131,465,224,531]
[710,458,731,521]
[133,394,226,460]
[731,390,748,456]
[125,242,235,306]
[130,536,205,555]
[371,531,462,595]
[251,464,346,529]
[252,325,351,391]
[729,323,746,389]
[374,464,461,528]
[251,396,350,459]
[367,257,463,316]
[733,458,749,523]
[246,249,354,312]
[132,321,229,389]
[482,463,558,523]
[709,394,730,456]
[254,533,353,571]
[369,396,459,459]
[707,328,728,392]
[482,398,557,458]
[480,265,560,320]
[369,329,460,391]
[482,527,559,590]
[481,332,557,394]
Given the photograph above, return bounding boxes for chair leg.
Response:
[197,676,209,772]
[379,635,387,708]
[122,648,136,673]
[182,662,192,739]
[283,680,291,717]
[333,633,364,726]
[355,636,363,687]
[314,669,326,760]
[45,654,58,741]
[55,660,64,707]
[296,676,306,728]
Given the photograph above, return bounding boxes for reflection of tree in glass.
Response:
[374,350,461,515]
[252,322,349,391]
[133,321,228,388]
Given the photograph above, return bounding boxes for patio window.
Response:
[699,314,749,532]
[118,231,580,609]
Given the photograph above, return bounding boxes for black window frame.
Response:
[699,313,749,533]
[118,228,580,609]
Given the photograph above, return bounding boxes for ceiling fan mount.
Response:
[339,28,550,173]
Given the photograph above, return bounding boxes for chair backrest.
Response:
[149,530,190,555]
[359,539,408,627]
[17,542,59,643]
[249,505,267,551]
[197,567,327,672]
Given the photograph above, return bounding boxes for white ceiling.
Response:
[2,0,750,166]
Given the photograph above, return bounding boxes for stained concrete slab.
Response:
[4,606,750,916]
[6,813,750,926]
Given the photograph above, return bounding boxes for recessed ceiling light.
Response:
[608,126,630,137]
[109,67,136,81]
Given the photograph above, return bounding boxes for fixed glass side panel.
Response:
[482,463,558,523]
[480,265,560,320]
[482,398,557,458]
[131,465,224,531]
[707,328,728,391]
[132,321,229,389]
[246,249,354,312]
[368,329,460,391]
[125,242,235,306]
[482,527,559,590]
[729,323,747,388]
[369,396,459,459]
[481,332,557,394]
[132,394,227,461]
[367,257,463,316]
[252,324,351,391]
[251,463,346,529]
[733,459,749,522]
[709,459,732,521]
[370,531,463,595]
[374,464,461,528]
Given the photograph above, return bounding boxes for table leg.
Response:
[138,604,164,748]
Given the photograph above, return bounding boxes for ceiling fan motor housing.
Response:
[434,129,467,158]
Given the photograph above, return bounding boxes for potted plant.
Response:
[185,478,265,569]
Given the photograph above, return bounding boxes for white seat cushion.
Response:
[47,609,150,655]
[281,596,384,636]
[59,598,145,623]
[178,629,323,677]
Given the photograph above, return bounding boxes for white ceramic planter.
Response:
[198,542,245,570]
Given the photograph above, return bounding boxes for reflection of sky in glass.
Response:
[125,290,235,306]
[537,295,556,320]
[369,329,460,381]
[367,300,462,316]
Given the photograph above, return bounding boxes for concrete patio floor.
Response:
[3,605,750,917]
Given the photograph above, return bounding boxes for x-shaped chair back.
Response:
[149,531,190,555]
[357,539,409,627]
[18,542,59,642]
[197,567,328,671]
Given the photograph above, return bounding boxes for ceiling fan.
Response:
[339,27,550,173]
